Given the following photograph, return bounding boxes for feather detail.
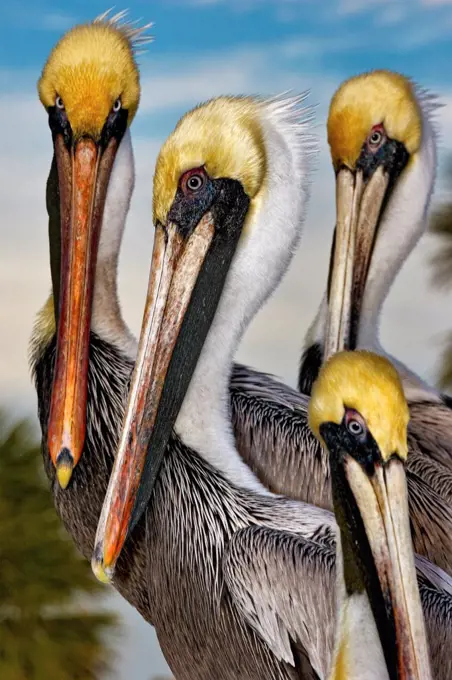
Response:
[94,8,154,53]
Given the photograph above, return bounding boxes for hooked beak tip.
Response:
[56,447,74,489]
[91,545,114,584]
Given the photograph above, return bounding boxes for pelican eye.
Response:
[180,167,208,195]
[112,98,122,113]
[187,174,204,191]
[344,408,367,440]
[370,131,382,145]
[55,96,65,110]
[367,124,386,150]
[348,420,364,436]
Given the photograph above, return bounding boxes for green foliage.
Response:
[0,412,118,679]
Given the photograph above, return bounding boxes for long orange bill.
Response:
[48,135,119,488]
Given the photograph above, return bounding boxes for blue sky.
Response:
[2,1,452,678]
[4,0,452,77]
[4,0,452,136]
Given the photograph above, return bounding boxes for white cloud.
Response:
[188,0,222,5]
[169,0,452,55]
[398,16,452,48]
[137,46,332,116]
[3,5,77,32]
[280,35,365,59]
[139,50,273,113]
[337,0,392,16]
[177,0,452,40]
[179,0,452,14]
[39,12,77,31]
[376,5,407,24]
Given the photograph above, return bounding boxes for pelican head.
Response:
[310,351,431,680]
[90,93,314,579]
[38,11,151,488]
[324,70,436,361]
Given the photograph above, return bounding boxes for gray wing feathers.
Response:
[406,463,452,575]
[230,365,332,508]
[230,365,452,576]
[231,364,308,410]
[223,526,335,678]
[407,447,452,504]
[415,554,452,597]
[408,401,452,472]
[415,555,452,680]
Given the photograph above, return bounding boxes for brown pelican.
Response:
[29,13,157,619]
[297,71,452,503]
[299,70,439,393]
[232,71,452,575]
[92,97,452,680]
[310,351,432,680]
[33,9,152,488]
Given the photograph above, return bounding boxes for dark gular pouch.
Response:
[320,420,399,680]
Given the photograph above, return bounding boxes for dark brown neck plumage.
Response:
[33,331,152,621]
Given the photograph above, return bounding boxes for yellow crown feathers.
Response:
[327,70,422,171]
[38,10,153,138]
[309,351,409,461]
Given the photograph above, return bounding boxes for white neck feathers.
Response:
[307,89,440,402]
[175,95,315,489]
[358,93,437,348]
[91,129,137,357]
[329,534,389,680]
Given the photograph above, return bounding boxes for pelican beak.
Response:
[325,134,411,361]
[325,428,432,679]
[91,178,249,581]
[48,133,120,488]
[325,165,389,360]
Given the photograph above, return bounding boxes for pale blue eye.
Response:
[187,175,204,191]
[370,131,382,145]
[347,419,364,437]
